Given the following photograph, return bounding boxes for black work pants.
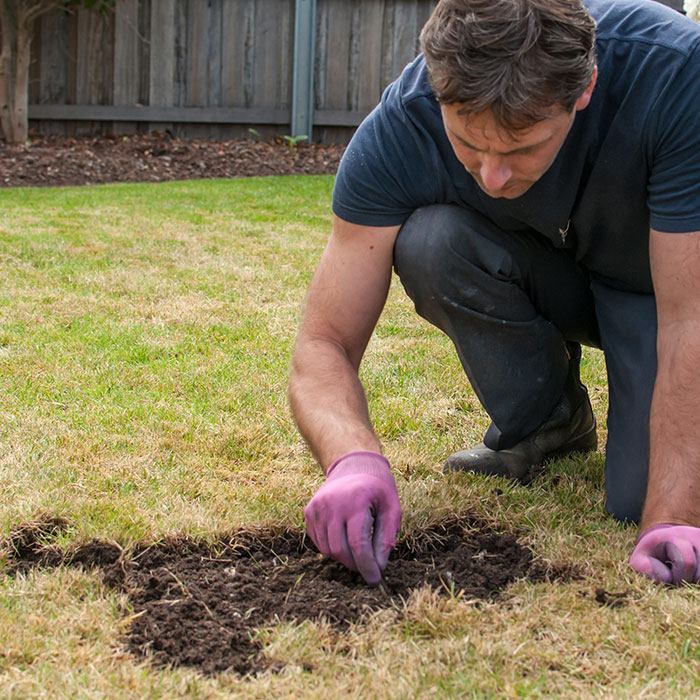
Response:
[393,204,656,523]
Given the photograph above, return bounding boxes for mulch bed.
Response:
[0,134,345,187]
[3,516,576,677]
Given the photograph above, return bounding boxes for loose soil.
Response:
[0,134,345,187]
[3,516,577,677]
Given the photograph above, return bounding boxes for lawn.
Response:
[0,177,698,698]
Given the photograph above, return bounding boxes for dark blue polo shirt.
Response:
[332,0,700,293]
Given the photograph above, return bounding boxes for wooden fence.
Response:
[27,0,685,143]
[28,0,436,143]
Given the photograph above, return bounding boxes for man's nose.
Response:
[479,155,512,192]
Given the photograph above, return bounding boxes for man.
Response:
[289,0,700,586]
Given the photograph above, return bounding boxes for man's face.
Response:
[441,105,574,199]
[440,74,596,200]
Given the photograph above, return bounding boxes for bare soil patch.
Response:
[3,516,577,677]
[0,134,345,188]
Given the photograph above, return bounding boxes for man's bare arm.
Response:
[641,228,700,529]
[289,215,402,471]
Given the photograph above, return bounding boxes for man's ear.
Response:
[575,66,598,112]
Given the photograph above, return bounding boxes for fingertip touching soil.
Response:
[2,516,578,677]
[0,134,345,188]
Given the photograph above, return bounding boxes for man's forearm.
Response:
[641,319,700,529]
[289,336,382,471]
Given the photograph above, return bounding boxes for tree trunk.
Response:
[0,1,111,143]
[0,1,65,143]
[12,19,32,143]
[0,0,15,142]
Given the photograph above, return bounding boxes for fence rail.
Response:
[26,0,684,143]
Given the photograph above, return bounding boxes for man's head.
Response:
[421,0,598,198]
[420,0,597,130]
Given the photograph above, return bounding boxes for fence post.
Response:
[291,0,317,142]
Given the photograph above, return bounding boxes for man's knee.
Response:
[394,203,515,319]
[393,204,473,298]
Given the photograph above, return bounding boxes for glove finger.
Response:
[346,509,381,585]
[372,515,390,572]
[629,548,655,579]
[305,500,339,563]
[684,543,700,584]
[372,515,392,571]
[311,519,332,560]
[303,502,323,551]
[649,557,673,584]
[372,506,401,572]
[630,546,673,583]
[667,541,697,584]
[325,518,358,571]
[691,548,700,584]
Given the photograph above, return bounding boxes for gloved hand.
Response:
[629,524,700,584]
[304,450,402,585]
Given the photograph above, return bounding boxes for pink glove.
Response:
[630,524,700,584]
[304,450,402,585]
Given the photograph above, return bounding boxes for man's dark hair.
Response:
[420,0,597,130]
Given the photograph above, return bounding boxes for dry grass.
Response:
[0,177,698,698]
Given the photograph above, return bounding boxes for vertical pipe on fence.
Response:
[150,0,175,134]
[292,0,317,141]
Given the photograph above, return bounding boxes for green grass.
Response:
[0,176,698,698]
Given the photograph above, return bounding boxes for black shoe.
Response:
[444,343,597,483]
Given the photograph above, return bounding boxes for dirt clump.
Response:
[2,517,576,677]
[3,516,72,569]
[594,588,630,608]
